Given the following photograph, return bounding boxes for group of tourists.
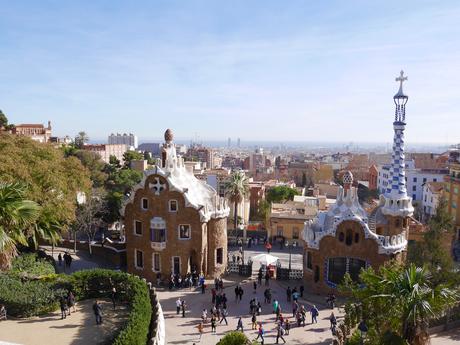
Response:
[59,291,76,319]
[57,252,73,271]
[168,271,201,290]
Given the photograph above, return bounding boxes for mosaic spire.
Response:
[385,70,409,197]
[380,71,414,218]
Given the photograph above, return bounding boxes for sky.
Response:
[1,1,459,144]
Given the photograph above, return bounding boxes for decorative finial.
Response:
[164,129,173,143]
[394,70,408,100]
[396,70,407,89]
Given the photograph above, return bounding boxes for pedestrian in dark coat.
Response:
[93,300,103,325]
[59,296,68,319]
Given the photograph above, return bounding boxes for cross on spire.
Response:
[396,70,408,89]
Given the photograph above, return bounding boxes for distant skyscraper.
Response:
[227,137,231,148]
[237,138,241,148]
[108,133,138,149]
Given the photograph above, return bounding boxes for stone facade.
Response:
[123,129,229,284]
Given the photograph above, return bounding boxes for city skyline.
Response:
[1,1,459,143]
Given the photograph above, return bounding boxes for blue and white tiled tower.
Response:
[380,71,414,217]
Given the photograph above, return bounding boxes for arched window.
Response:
[354,233,360,243]
[395,218,401,227]
[345,229,353,246]
[338,232,345,242]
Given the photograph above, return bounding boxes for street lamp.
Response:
[358,320,368,345]
[285,241,297,271]
[75,191,86,253]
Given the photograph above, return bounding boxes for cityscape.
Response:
[1,2,459,345]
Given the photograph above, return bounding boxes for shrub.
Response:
[217,331,254,345]
[11,253,55,276]
[0,274,64,317]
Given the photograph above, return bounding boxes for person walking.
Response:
[196,322,204,340]
[253,281,257,293]
[211,316,217,333]
[176,298,182,315]
[275,323,286,344]
[329,312,337,330]
[67,291,76,314]
[286,286,291,302]
[234,285,240,302]
[251,313,257,330]
[285,319,290,335]
[292,301,298,318]
[59,296,68,319]
[256,323,265,345]
[92,300,103,325]
[273,299,279,315]
[236,316,244,332]
[201,309,208,323]
[239,286,244,302]
[300,285,304,298]
[258,270,263,285]
[181,300,186,318]
[110,287,117,310]
[219,307,228,325]
[265,271,270,286]
[257,301,262,316]
[310,305,319,324]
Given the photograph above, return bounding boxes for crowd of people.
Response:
[172,272,338,344]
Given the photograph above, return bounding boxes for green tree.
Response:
[0,134,92,234]
[109,155,121,168]
[0,182,41,269]
[408,197,456,285]
[105,167,143,223]
[74,131,89,148]
[74,150,108,188]
[123,150,144,168]
[340,263,458,345]
[0,110,8,128]
[225,171,250,230]
[266,186,299,203]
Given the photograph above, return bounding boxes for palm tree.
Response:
[0,182,40,269]
[391,264,458,344]
[225,171,249,232]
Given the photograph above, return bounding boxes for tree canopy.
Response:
[266,185,299,203]
[0,110,8,128]
[0,134,91,231]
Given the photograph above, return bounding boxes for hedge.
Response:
[67,269,152,345]
[0,263,152,345]
[0,274,64,317]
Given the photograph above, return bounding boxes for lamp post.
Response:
[75,191,86,253]
[358,320,368,345]
[285,241,297,271]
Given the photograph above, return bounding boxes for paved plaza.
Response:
[1,299,129,345]
[156,275,339,345]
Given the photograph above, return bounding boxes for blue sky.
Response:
[1,1,459,143]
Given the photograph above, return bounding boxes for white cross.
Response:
[149,177,166,196]
[395,70,408,89]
